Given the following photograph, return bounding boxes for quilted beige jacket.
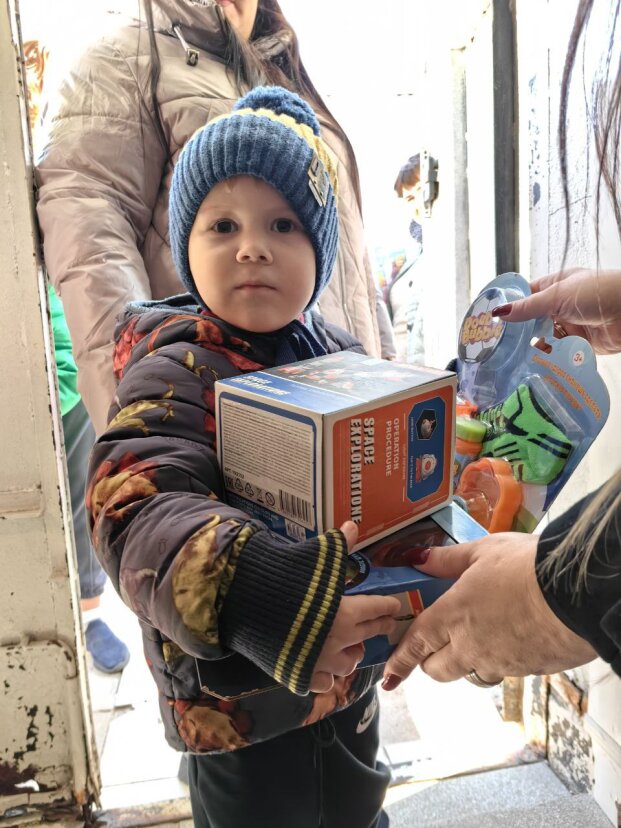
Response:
[36,0,388,434]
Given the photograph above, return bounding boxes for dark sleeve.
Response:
[88,344,347,694]
[536,485,621,677]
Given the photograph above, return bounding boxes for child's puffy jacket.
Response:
[87,296,383,753]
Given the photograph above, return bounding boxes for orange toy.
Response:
[456,396,478,417]
[456,457,522,532]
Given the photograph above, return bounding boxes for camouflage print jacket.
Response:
[87,295,383,754]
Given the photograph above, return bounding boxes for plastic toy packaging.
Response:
[454,272,610,532]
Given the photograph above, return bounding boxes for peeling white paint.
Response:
[0,0,98,819]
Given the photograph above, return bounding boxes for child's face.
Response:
[188,176,316,333]
[402,181,424,223]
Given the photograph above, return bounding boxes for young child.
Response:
[87,86,399,828]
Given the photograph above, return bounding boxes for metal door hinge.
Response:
[420,150,439,217]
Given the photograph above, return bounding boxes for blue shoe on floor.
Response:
[85,619,130,673]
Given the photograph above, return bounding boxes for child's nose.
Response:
[236,231,273,264]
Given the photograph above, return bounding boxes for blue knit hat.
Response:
[169,86,339,310]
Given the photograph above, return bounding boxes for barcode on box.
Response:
[279,489,312,529]
[285,519,307,542]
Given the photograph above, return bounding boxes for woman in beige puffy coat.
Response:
[36,0,394,434]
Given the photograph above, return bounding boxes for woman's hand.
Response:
[493,268,621,355]
[382,533,597,688]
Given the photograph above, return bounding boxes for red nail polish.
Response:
[404,547,430,566]
[381,673,402,692]
[492,304,512,317]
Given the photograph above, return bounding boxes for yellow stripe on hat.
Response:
[207,106,339,196]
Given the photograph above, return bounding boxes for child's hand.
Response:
[309,521,401,693]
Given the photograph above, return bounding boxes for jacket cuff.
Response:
[220,528,347,695]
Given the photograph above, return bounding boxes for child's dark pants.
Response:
[188,687,390,828]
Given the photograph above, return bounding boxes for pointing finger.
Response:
[413,542,478,580]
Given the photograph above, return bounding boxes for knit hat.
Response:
[169,85,339,310]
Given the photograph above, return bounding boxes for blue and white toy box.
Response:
[215,351,455,550]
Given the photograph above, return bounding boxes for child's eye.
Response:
[272,218,296,233]
[213,219,237,233]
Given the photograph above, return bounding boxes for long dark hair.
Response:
[541,0,621,589]
[143,0,171,160]
[559,0,621,253]
[142,0,363,211]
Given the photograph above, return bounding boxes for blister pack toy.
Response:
[454,272,609,532]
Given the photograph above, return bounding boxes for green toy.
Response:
[477,382,573,484]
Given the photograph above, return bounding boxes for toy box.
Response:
[345,500,487,667]
[216,351,455,549]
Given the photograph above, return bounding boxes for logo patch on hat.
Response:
[308,153,330,206]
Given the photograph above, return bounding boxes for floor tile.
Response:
[93,708,116,757]
[100,777,189,811]
[384,762,572,827]
[379,682,420,744]
[87,663,122,713]
[100,704,181,787]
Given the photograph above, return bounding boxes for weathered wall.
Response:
[0,0,97,820]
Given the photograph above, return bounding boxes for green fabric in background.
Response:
[48,284,80,416]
